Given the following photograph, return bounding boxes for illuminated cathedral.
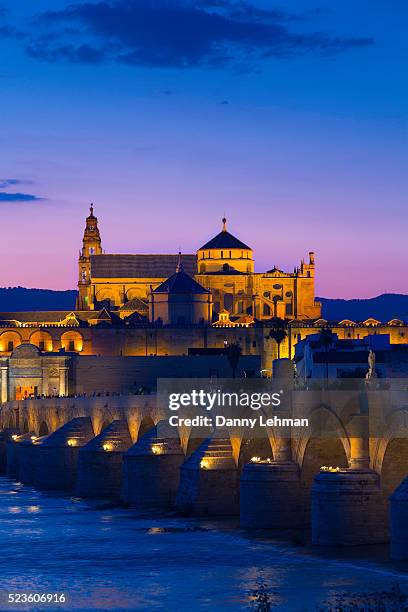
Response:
[76,205,321,323]
[0,205,407,401]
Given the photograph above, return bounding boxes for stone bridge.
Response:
[1,389,408,559]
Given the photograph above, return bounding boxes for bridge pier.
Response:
[240,460,302,528]
[35,417,95,491]
[311,412,387,546]
[18,436,46,484]
[390,477,408,560]
[176,432,239,516]
[122,423,184,509]
[0,429,20,474]
[76,420,132,499]
[312,469,387,545]
[6,433,34,480]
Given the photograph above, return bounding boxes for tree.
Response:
[224,342,242,378]
[319,326,335,386]
[267,317,288,360]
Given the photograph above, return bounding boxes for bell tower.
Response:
[76,204,102,310]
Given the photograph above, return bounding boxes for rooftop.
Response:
[199,218,251,251]
[153,268,210,295]
[90,254,197,279]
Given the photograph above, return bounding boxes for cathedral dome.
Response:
[197,218,254,275]
[199,217,251,251]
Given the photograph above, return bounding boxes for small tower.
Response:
[76,204,102,310]
[149,252,212,326]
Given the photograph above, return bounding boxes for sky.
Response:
[0,0,406,298]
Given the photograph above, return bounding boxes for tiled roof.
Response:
[199,231,251,251]
[90,254,197,278]
[0,310,108,324]
[118,297,149,312]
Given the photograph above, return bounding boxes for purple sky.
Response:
[0,0,407,298]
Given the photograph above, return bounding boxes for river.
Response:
[0,477,407,611]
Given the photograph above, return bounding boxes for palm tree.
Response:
[319,326,335,386]
[267,317,288,359]
[224,342,242,378]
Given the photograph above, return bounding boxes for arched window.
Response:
[60,331,83,352]
[29,331,53,352]
[0,331,22,353]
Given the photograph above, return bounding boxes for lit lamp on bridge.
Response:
[67,439,77,447]
[151,443,164,455]
[320,466,341,473]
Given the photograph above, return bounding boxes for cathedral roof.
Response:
[153,269,210,295]
[199,218,251,251]
[90,254,197,279]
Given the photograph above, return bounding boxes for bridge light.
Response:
[30,435,37,442]
[67,439,77,447]
[102,443,113,452]
[11,434,18,441]
[250,456,261,463]
[151,443,164,455]
[200,458,209,469]
[320,465,340,473]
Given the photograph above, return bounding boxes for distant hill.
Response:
[318,294,408,323]
[0,287,77,312]
[0,288,407,322]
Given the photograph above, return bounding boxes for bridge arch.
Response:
[380,438,408,500]
[293,403,351,469]
[237,432,273,469]
[100,419,111,433]
[7,413,16,429]
[137,416,155,440]
[371,406,408,473]
[38,421,49,437]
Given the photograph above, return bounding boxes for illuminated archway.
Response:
[60,331,83,352]
[29,330,53,352]
[0,331,22,353]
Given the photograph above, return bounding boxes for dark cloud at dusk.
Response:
[2,0,374,69]
[0,179,43,202]
[0,193,44,202]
